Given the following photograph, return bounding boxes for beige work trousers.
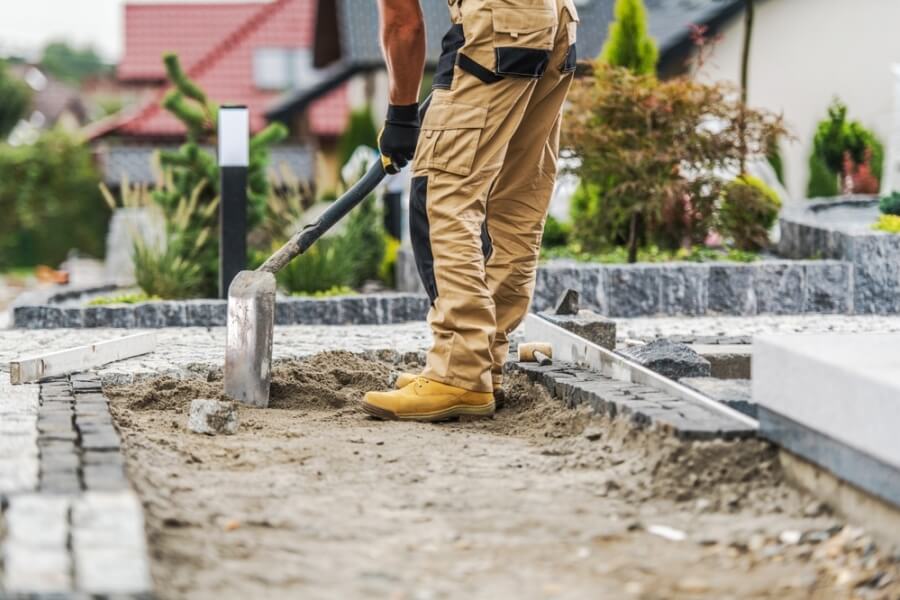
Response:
[410,0,578,392]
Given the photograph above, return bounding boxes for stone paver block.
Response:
[3,495,72,593]
[605,265,661,317]
[72,492,153,595]
[539,310,616,350]
[619,339,711,380]
[680,377,755,418]
[708,264,756,315]
[754,262,806,315]
[660,264,709,316]
[188,398,239,435]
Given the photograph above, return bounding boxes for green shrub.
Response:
[0,129,109,269]
[155,53,287,296]
[292,286,355,298]
[276,236,354,294]
[541,244,758,264]
[88,293,161,306]
[0,60,31,138]
[379,235,401,287]
[766,137,785,186]
[873,214,900,234]
[342,195,386,286]
[807,99,884,196]
[563,64,784,261]
[541,215,571,248]
[338,105,378,170]
[718,175,781,251]
[600,0,658,74]
[879,191,900,216]
[807,150,839,197]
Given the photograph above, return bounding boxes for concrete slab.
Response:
[753,334,900,505]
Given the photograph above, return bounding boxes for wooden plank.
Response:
[523,313,758,429]
[9,333,157,385]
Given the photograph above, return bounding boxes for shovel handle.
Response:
[258,95,431,275]
[258,162,386,274]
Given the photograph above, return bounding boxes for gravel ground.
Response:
[104,355,899,600]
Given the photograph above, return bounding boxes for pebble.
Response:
[779,530,803,545]
[582,427,603,441]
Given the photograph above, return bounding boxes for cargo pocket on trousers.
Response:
[418,101,488,177]
[491,7,557,78]
[560,0,579,73]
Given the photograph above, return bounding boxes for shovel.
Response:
[224,98,429,407]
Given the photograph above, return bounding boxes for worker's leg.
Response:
[485,1,578,383]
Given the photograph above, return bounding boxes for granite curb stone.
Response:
[508,361,754,440]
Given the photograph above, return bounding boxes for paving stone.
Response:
[81,432,121,451]
[83,464,128,491]
[83,450,125,468]
[754,262,806,315]
[539,310,616,350]
[708,264,756,315]
[606,265,661,318]
[188,398,239,435]
[681,377,755,418]
[619,339,711,380]
[42,453,80,472]
[3,546,73,593]
[72,492,153,595]
[660,264,709,316]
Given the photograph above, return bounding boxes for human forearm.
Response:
[378,0,426,104]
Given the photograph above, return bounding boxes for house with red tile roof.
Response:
[88,0,461,193]
[89,0,354,191]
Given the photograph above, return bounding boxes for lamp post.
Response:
[218,105,249,299]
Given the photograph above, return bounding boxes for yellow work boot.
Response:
[394,372,418,389]
[362,377,495,421]
[394,372,505,409]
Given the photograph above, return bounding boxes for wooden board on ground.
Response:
[9,333,157,385]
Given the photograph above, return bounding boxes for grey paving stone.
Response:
[606,265,661,318]
[619,339,711,380]
[754,262,806,315]
[539,310,617,350]
[41,453,80,472]
[71,492,153,595]
[708,264,756,315]
[660,264,709,316]
[188,399,239,435]
[680,377,755,418]
[80,432,121,451]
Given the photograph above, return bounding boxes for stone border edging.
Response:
[507,360,755,440]
[14,293,431,329]
[0,373,153,597]
[533,259,854,317]
[779,202,900,314]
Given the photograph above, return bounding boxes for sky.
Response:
[0,0,266,63]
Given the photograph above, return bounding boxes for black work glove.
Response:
[379,103,420,174]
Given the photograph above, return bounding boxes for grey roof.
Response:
[578,0,744,61]
[268,0,743,123]
[97,144,314,186]
[335,0,449,66]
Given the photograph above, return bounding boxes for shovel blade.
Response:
[224,270,277,408]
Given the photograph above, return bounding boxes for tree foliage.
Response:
[153,53,288,296]
[0,61,31,139]
[600,0,659,75]
[40,42,110,83]
[338,105,378,169]
[718,174,781,251]
[0,130,108,268]
[807,99,883,197]
[562,64,785,261]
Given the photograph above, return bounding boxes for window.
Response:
[253,48,320,91]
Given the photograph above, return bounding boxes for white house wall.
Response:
[695,0,900,200]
